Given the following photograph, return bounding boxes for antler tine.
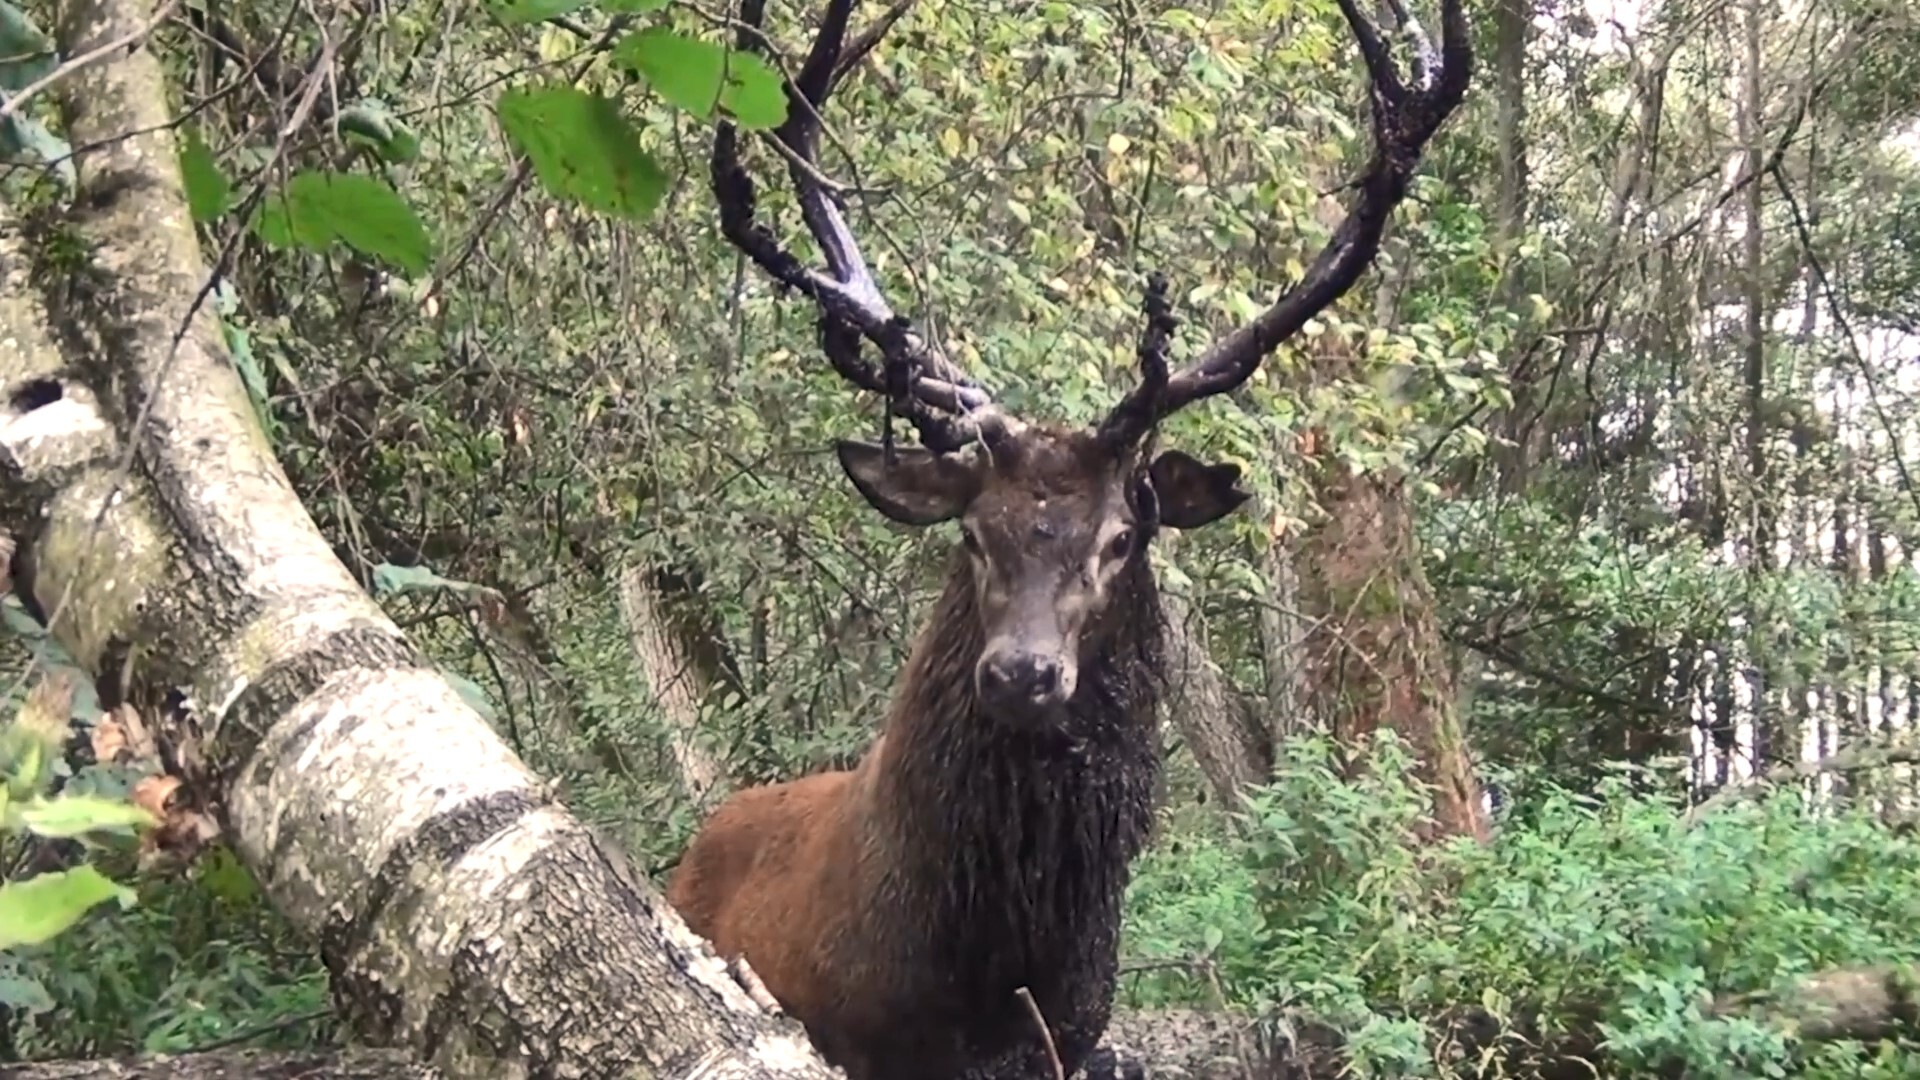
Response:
[1102,0,1472,438]
[1097,272,1176,448]
[712,0,996,451]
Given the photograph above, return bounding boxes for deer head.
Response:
[712,0,1470,718]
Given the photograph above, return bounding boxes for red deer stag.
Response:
[667,1,1470,1077]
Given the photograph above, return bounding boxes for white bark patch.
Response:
[362,805,569,1069]
[653,890,762,1013]
[749,1032,831,1074]
[229,666,544,920]
[204,600,395,732]
[0,397,111,450]
[425,804,571,948]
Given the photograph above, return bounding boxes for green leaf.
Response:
[338,99,421,163]
[58,763,134,804]
[225,319,276,444]
[496,86,667,221]
[0,866,133,950]
[0,971,52,1014]
[0,2,56,91]
[0,114,74,189]
[17,795,155,838]
[442,670,498,724]
[178,128,231,222]
[197,846,259,906]
[0,602,96,719]
[604,0,672,9]
[490,0,587,22]
[371,562,488,597]
[253,171,433,276]
[614,28,788,129]
[724,59,789,130]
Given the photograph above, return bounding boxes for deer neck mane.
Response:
[858,547,1164,984]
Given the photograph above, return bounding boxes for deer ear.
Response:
[836,441,982,526]
[1147,449,1251,529]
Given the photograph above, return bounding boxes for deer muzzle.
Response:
[977,618,1079,718]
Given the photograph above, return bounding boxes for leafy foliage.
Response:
[254,171,435,276]
[497,86,670,222]
[0,672,150,1023]
[1124,734,1920,1076]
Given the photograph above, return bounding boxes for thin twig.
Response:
[1014,986,1065,1080]
[0,0,181,123]
[180,1007,332,1053]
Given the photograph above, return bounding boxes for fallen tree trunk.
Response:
[1708,964,1920,1043]
[0,2,837,1077]
[0,1047,441,1080]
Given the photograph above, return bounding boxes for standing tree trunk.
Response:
[617,563,733,804]
[1739,0,1775,774]
[1158,535,1273,812]
[1295,329,1490,843]
[0,5,838,1076]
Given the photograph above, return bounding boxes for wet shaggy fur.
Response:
[667,451,1168,1080]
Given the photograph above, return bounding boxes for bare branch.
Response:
[1104,0,1473,435]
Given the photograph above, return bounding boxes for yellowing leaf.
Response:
[939,127,963,157]
[1006,199,1031,225]
[536,25,574,64]
[19,796,155,839]
[0,866,133,950]
[1106,132,1132,156]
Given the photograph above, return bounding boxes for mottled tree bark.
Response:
[1294,329,1489,842]
[617,562,730,804]
[0,2,841,1077]
[1159,548,1272,812]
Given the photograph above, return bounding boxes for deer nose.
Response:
[979,652,1066,709]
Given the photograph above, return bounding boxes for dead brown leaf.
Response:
[91,703,158,765]
[131,774,180,818]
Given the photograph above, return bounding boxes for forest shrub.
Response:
[6,849,330,1059]
[1122,732,1920,1077]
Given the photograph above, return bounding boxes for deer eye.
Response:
[1107,528,1135,560]
[960,526,983,555]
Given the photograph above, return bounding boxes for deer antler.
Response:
[1099,0,1473,448]
[712,0,1005,453]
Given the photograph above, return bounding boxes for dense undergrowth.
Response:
[1121,731,1920,1078]
[19,720,1920,1078]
